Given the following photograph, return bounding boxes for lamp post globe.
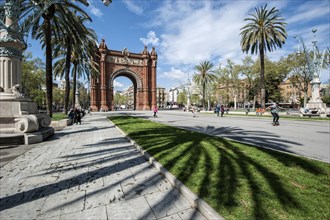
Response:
[103,0,111,6]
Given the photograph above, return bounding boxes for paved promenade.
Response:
[0,115,210,220]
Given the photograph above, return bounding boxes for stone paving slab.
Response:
[0,115,213,220]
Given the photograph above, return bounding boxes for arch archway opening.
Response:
[113,76,135,110]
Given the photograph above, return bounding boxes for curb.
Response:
[110,120,225,220]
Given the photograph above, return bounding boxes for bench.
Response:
[301,110,320,117]
[300,108,321,118]
[302,113,320,118]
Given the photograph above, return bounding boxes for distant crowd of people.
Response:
[67,103,288,127]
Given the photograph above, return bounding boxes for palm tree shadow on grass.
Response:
[179,124,303,155]
[112,116,327,219]
[213,138,305,219]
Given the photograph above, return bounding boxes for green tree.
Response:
[238,56,258,103]
[240,4,287,108]
[21,52,46,107]
[114,93,127,108]
[264,57,289,102]
[193,61,216,110]
[321,80,330,106]
[53,87,64,111]
[177,91,187,106]
[287,52,314,108]
[214,60,240,106]
[190,94,201,106]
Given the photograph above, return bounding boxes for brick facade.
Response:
[90,39,157,111]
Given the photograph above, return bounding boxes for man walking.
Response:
[216,104,220,117]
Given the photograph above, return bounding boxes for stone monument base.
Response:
[306,100,327,118]
[0,92,54,145]
[0,127,54,146]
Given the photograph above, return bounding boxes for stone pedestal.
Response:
[306,77,327,117]
[0,1,54,145]
[0,92,54,145]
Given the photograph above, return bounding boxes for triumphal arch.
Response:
[90,39,157,111]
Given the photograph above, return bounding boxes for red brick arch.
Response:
[90,39,157,111]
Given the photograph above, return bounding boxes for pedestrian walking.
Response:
[68,109,75,125]
[87,106,92,116]
[245,107,250,115]
[220,105,225,117]
[153,106,158,118]
[192,106,197,117]
[216,104,220,117]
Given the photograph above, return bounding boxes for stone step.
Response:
[0,133,25,147]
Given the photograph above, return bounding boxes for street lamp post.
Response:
[294,29,327,116]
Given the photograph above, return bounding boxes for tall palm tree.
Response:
[53,15,99,111]
[53,12,95,114]
[240,4,287,108]
[21,0,92,117]
[193,61,216,110]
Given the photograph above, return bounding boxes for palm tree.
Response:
[53,12,96,114]
[21,0,94,117]
[240,4,287,108]
[193,61,216,110]
[54,15,99,112]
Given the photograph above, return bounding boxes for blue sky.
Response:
[26,0,330,91]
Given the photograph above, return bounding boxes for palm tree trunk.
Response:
[72,65,77,109]
[44,19,53,117]
[42,4,56,118]
[64,39,72,115]
[202,82,206,110]
[259,46,266,109]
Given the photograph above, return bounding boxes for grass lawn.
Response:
[109,115,330,220]
[51,112,68,121]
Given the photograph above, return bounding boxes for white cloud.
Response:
[146,0,329,87]
[153,1,256,66]
[90,7,103,18]
[87,1,103,18]
[286,1,329,24]
[160,67,189,81]
[139,31,160,47]
[113,80,124,88]
[122,0,143,15]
